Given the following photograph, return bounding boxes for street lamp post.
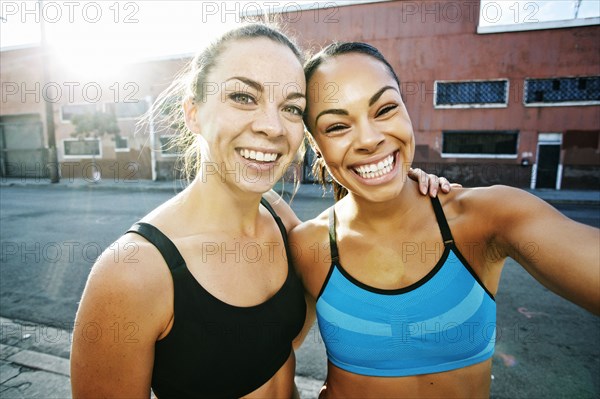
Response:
[39,0,60,183]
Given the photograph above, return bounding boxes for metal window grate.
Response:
[525,76,600,104]
[436,81,507,106]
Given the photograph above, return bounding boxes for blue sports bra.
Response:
[316,196,496,377]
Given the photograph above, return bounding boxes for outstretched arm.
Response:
[488,186,600,314]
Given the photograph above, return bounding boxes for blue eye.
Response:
[230,93,256,104]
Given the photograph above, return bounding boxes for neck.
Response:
[179,170,267,237]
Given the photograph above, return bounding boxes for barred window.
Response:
[442,131,518,157]
[524,76,600,105]
[63,138,101,158]
[435,80,508,108]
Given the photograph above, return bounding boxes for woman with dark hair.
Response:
[291,42,599,398]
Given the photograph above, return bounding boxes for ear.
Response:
[183,98,201,134]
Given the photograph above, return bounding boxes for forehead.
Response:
[309,53,394,84]
[308,53,397,104]
[210,37,305,89]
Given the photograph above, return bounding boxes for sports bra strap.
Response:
[126,198,286,272]
[430,196,455,246]
[126,222,186,272]
[328,207,340,263]
[259,198,289,250]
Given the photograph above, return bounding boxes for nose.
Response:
[251,106,284,137]
[354,119,385,152]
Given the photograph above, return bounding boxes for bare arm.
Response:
[71,237,173,398]
[487,186,600,314]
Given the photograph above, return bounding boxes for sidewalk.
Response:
[0,318,323,399]
[1,176,598,205]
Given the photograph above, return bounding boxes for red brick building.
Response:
[282,0,600,189]
[1,0,598,188]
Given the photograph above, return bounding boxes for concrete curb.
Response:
[2,179,598,206]
[0,344,69,377]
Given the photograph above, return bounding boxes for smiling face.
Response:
[305,53,415,203]
[185,37,306,194]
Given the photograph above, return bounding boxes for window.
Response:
[63,138,101,158]
[61,103,101,122]
[160,135,180,157]
[442,131,519,158]
[435,80,508,108]
[524,77,600,106]
[108,101,149,119]
[114,136,129,152]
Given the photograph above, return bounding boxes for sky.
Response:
[1,0,598,76]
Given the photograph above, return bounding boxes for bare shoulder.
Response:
[90,233,171,295]
[442,185,555,220]
[71,232,173,396]
[289,207,329,246]
[77,232,173,338]
[263,190,302,231]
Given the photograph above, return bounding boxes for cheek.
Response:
[287,123,306,150]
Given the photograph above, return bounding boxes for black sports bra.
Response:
[127,198,306,398]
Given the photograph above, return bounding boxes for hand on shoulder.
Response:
[264,190,302,232]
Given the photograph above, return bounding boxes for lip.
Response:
[349,150,400,186]
[349,150,397,169]
[236,147,283,172]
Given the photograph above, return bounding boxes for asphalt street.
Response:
[0,181,598,398]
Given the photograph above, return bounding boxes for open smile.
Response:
[351,151,398,180]
[237,148,281,163]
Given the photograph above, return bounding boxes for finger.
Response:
[439,177,452,193]
[428,174,439,197]
[450,183,463,188]
[419,170,429,195]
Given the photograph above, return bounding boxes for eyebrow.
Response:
[314,85,399,125]
[226,76,306,102]
[369,86,399,106]
[227,77,263,92]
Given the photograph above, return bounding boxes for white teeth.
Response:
[353,154,395,179]
[239,149,278,162]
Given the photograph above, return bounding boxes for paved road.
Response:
[0,183,598,398]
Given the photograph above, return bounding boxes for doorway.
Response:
[533,133,562,189]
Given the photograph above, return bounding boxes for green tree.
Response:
[70,111,120,139]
